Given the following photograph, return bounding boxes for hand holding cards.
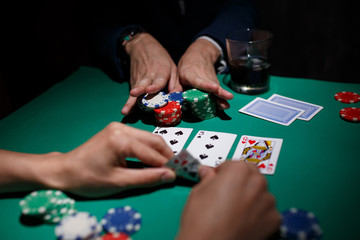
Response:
[165,149,201,182]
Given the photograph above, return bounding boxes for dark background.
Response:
[1,1,359,119]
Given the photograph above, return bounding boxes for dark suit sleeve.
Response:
[195,0,256,56]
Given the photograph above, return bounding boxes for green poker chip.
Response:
[182,89,209,103]
[19,190,77,224]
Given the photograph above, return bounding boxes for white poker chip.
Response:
[55,211,100,240]
[141,92,168,109]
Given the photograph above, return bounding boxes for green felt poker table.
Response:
[0,66,359,239]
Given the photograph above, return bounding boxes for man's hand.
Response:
[177,161,281,240]
[121,33,181,115]
[0,122,176,197]
[177,39,233,110]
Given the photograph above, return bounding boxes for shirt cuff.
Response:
[197,36,227,74]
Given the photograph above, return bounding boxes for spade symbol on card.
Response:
[170,139,178,145]
[199,154,208,159]
[159,130,168,134]
[205,144,214,149]
[197,131,205,138]
[175,131,183,136]
[210,135,219,140]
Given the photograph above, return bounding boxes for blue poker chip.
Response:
[168,92,184,105]
[101,206,142,236]
[280,208,322,240]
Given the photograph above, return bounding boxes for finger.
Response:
[113,167,176,187]
[198,165,216,183]
[123,126,174,160]
[146,74,168,93]
[121,96,138,115]
[168,66,183,92]
[125,136,174,166]
[130,78,152,97]
[215,98,230,110]
[213,86,234,100]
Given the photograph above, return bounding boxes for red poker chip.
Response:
[339,107,360,122]
[154,101,181,116]
[156,113,182,123]
[334,91,360,104]
[101,232,131,240]
[158,118,181,126]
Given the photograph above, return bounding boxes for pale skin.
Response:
[121,33,234,115]
[0,122,280,239]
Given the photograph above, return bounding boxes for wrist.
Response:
[192,38,221,63]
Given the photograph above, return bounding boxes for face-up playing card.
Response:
[267,94,323,121]
[186,130,237,167]
[153,127,193,154]
[239,98,305,126]
[232,135,283,175]
[165,149,201,182]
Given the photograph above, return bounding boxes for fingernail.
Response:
[198,165,207,178]
[162,171,176,182]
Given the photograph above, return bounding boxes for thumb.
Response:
[113,168,176,187]
[198,165,216,183]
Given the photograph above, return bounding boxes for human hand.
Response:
[121,33,181,115]
[177,38,233,110]
[42,122,176,197]
[177,161,281,240]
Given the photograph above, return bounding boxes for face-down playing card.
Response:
[153,127,193,155]
[186,130,237,167]
[232,135,283,175]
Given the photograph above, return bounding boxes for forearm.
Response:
[0,150,65,193]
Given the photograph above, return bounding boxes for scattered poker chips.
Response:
[182,88,217,120]
[19,190,76,224]
[334,91,360,104]
[55,211,102,240]
[101,206,142,236]
[339,107,360,122]
[154,101,182,126]
[280,208,322,240]
[139,91,168,111]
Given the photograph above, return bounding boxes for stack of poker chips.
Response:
[182,88,217,120]
[55,212,102,240]
[101,206,142,238]
[19,190,76,224]
[154,101,182,126]
[280,208,322,240]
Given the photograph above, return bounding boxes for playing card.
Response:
[232,135,283,175]
[267,94,323,121]
[239,97,305,126]
[153,127,193,154]
[165,149,201,182]
[186,130,237,167]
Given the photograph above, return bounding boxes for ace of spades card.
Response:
[232,135,283,175]
[153,127,193,154]
[186,130,237,167]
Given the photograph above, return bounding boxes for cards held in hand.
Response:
[165,149,201,182]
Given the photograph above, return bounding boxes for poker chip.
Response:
[19,190,76,224]
[339,107,360,122]
[55,211,102,240]
[182,89,217,120]
[154,101,181,116]
[334,91,360,104]
[101,233,132,240]
[141,92,168,110]
[101,206,142,236]
[168,92,184,105]
[280,208,322,240]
